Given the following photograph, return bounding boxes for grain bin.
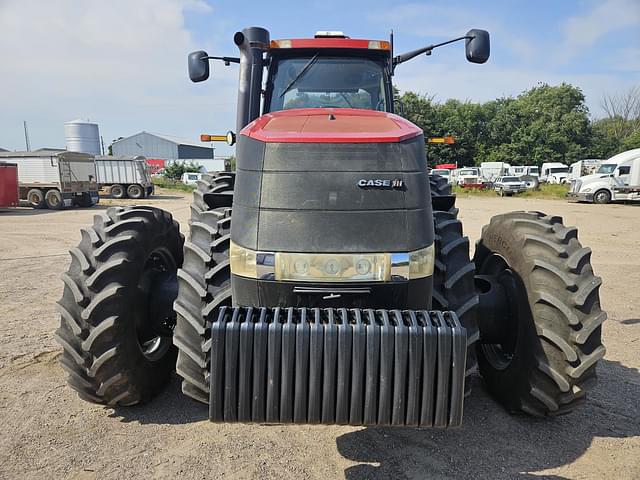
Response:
[64,119,101,155]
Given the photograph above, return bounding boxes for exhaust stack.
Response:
[234,27,270,132]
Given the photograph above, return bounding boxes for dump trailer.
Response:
[56,27,605,429]
[0,150,99,209]
[95,155,154,199]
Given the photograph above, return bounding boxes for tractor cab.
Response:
[264,34,393,113]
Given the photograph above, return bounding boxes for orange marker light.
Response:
[201,134,228,142]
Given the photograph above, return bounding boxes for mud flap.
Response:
[209,307,467,427]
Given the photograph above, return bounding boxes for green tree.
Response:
[162,160,201,180]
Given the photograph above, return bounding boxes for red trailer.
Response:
[0,161,19,208]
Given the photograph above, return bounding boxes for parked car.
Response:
[494,176,527,196]
[181,172,203,185]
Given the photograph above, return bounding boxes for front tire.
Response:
[432,210,479,393]
[175,172,233,404]
[474,211,606,416]
[429,174,452,196]
[56,206,184,405]
[593,189,611,204]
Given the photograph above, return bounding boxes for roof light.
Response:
[314,31,347,38]
[368,40,390,50]
[270,39,292,48]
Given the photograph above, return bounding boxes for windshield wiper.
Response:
[339,92,354,108]
[280,53,320,98]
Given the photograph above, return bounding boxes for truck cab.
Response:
[568,148,640,204]
[540,162,569,183]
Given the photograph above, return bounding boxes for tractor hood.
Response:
[239,108,423,143]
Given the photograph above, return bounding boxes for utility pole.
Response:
[23,120,31,151]
[100,136,105,155]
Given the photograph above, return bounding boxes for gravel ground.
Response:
[0,190,638,479]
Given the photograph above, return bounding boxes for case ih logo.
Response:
[357,178,404,189]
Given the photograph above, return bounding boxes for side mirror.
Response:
[465,29,490,64]
[188,50,210,82]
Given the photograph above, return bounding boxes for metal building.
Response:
[111,132,214,160]
[65,119,101,155]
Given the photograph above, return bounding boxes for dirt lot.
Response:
[0,190,638,479]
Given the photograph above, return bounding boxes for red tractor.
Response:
[56,27,605,427]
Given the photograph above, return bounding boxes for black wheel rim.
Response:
[478,253,522,371]
[136,247,179,361]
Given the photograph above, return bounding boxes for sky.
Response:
[0,0,639,155]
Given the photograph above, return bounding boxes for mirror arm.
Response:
[205,56,241,66]
[393,35,471,69]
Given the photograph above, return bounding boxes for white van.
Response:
[181,172,203,185]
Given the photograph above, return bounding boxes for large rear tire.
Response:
[55,206,184,405]
[127,184,144,199]
[27,188,45,209]
[175,172,233,404]
[111,184,125,199]
[45,189,64,210]
[474,211,606,416]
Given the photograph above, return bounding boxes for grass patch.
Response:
[152,177,196,193]
[453,183,569,200]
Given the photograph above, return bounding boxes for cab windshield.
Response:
[267,55,388,112]
[597,164,617,174]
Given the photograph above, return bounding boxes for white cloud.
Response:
[0,0,238,154]
[556,0,640,62]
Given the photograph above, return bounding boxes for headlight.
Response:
[409,245,435,279]
[230,241,258,278]
[583,188,592,192]
[276,252,390,282]
[229,241,434,282]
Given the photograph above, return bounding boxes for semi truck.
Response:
[568,148,640,204]
[0,150,99,209]
[95,155,154,199]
